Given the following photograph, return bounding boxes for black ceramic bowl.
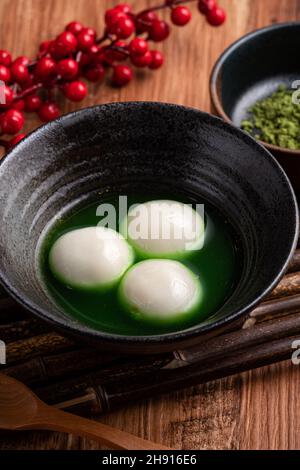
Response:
[210,22,300,191]
[0,102,298,354]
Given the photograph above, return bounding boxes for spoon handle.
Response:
[32,405,171,450]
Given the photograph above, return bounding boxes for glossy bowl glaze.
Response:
[210,22,300,190]
[0,102,298,353]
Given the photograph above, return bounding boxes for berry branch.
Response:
[0,0,225,150]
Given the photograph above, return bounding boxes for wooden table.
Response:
[1,0,300,450]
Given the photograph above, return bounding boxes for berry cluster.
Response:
[0,0,226,150]
[198,0,226,25]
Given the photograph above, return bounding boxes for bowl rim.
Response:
[210,21,300,156]
[0,101,298,348]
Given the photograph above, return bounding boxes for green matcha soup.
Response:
[40,193,242,335]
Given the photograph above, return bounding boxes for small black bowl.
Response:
[0,102,298,354]
[210,22,300,191]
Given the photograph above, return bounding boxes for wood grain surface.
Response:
[1,0,300,450]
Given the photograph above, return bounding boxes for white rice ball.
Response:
[122,200,204,258]
[119,259,202,324]
[49,227,134,290]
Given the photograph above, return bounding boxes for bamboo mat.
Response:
[1,246,300,416]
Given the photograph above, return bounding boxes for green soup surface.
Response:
[40,193,242,335]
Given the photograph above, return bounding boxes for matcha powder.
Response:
[241,85,300,150]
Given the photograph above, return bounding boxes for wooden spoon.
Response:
[0,373,170,450]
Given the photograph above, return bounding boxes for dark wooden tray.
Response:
[1,246,300,416]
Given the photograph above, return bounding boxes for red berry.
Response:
[63,80,87,101]
[136,11,158,33]
[81,27,96,39]
[149,20,170,42]
[77,31,95,52]
[103,41,127,62]
[0,85,13,108]
[35,57,57,80]
[171,6,191,26]
[83,63,105,82]
[89,44,100,55]
[93,46,105,60]
[39,40,52,55]
[1,109,24,135]
[116,3,132,14]
[114,40,129,61]
[206,6,226,26]
[198,0,217,15]
[66,21,84,36]
[131,50,152,67]
[0,65,11,82]
[57,58,78,79]
[25,94,42,112]
[38,102,60,122]
[105,8,126,27]
[129,38,148,57]
[6,133,26,149]
[48,40,58,57]
[0,50,12,67]
[54,32,78,58]
[10,62,30,84]
[14,56,30,67]
[112,64,133,86]
[12,99,25,111]
[109,16,135,39]
[149,50,164,69]
[20,75,34,89]
[78,52,91,66]
[87,45,102,66]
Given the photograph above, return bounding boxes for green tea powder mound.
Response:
[241,85,300,150]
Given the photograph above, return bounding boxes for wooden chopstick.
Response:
[249,293,300,323]
[175,311,300,364]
